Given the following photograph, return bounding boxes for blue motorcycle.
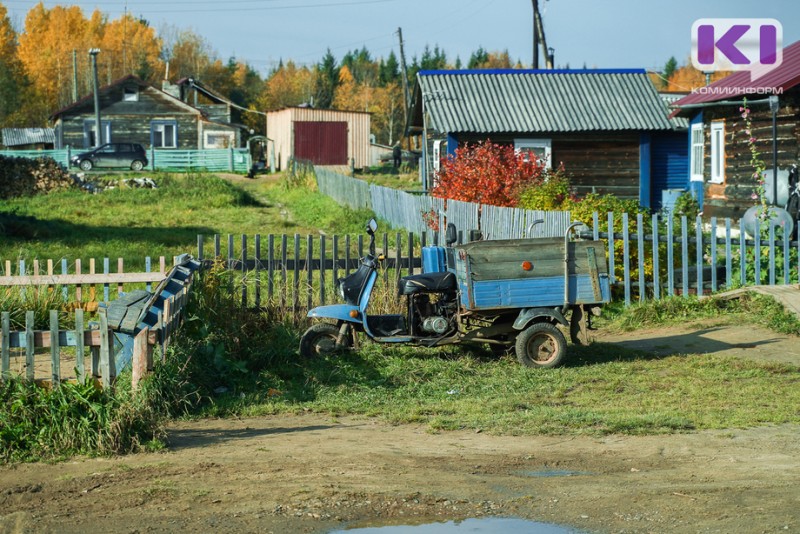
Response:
[299,219,611,368]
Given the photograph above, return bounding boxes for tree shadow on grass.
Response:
[1,211,215,252]
[567,326,783,367]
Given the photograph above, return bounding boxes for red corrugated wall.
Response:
[293,121,348,165]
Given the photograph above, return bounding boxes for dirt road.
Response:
[1,323,799,534]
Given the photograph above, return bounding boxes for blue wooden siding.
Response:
[650,132,689,210]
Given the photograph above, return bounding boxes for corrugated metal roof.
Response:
[1,127,55,147]
[673,39,800,113]
[659,93,690,130]
[411,69,674,134]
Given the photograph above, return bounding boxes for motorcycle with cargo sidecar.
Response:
[299,219,611,368]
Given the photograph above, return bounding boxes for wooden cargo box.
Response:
[452,237,610,311]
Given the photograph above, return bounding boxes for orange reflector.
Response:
[521,261,533,271]
[349,310,359,318]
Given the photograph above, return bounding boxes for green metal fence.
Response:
[0,148,251,173]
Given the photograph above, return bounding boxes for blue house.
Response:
[407,69,688,210]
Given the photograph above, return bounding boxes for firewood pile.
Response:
[0,155,75,199]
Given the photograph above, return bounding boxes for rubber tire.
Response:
[299,322,351,359]
[79,159,93,171]
[515,322,567,368]
[131,160,144,171]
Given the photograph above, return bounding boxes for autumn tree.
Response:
[100,14,162,84]
[0,3,28,127]
[256,60,313,111]
[432,141,548,207]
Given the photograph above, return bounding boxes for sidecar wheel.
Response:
[299,323,351,359]
[515,323,567,368]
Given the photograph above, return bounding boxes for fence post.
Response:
[50,310,60,386]
[150,146,156,170]
[1,312,9,381]
[66,146,71,167]
[131,328,152,390]
[75,309,85,381]
[229,146,234,171]
[652,214,660,300]
[622,213,630,306]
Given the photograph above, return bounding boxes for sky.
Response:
[4,0,800,76]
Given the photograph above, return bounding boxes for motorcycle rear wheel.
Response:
[515,322,567,368]
[299,322,352,359]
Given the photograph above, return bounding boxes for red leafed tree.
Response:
[430,140,548,207]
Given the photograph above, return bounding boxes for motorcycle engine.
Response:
[421,316,450,334]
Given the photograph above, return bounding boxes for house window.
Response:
[123,86,139,102]
[151,120,177,148]
[82,120,111,148]
[710,121,725,184]
[514,138,552,168]
[690,123,704,182]
[204,131,234,149]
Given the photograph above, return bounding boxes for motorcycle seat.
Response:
[397,271,457,295]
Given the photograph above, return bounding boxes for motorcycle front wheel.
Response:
[299,322,353,359]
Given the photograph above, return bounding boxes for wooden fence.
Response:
[0,257,194,388]
[0,148,251,173]
[202,211,800,312]
[315,167,571,239]
[1,256,171,305]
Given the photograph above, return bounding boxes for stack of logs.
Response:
[0,155,75,199]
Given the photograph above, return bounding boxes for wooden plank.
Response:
[607,212,615,285]
[7,329,105,349]
[75,309,85,381]
[197,234,204,263]
[0,272,166,286]
[622,213,630,305]
[293,234,300,311]
[131,327,152,390]
[768,223,776,285]
[754,220,761,285]
[652,214,660,300]
[783,227,790,285]
[1,312,9,380]
[25,312,34,381]
[740,218,746,287]
[696,217,704,293]
[320,235,326,306]
[268,234,275,301]
[711,217,718,291]
[681,216,689,296]
[306,235,313,310]
[666,215,675,296]
[89,258,96,303]
[281,234,288,310]
[61,259,68,300]
[50,310,60,386]
[145,256,152,293]
[76,259,82,302]
[725,219,732,289]
[241,234,248,308]
[637,213,644,302]
[99,310,110,388]
[255,234,261,308]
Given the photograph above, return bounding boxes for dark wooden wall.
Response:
[56,84,200,150]
[702,90,800,219]
[453,132,642,200]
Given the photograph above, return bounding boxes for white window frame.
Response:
[151,120,177,149]
[123,86,139,102]
[82,119,111,148]
[204,130,235,149]
[690,123,704,182]
[514,138,552,169]
[709,121,725,184]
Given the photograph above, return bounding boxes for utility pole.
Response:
[72,50,79,102]
[89,48,102,147]
[533,0,553,69]
[396,27,411,131]
[532,0,539,68]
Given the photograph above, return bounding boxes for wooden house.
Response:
[266,107,371,171]
[407,69,687,209]
[672,40,800,219]
[50,75,240,150]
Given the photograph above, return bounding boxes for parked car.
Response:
[70,143,148,171]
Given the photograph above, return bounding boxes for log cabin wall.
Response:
[452,132,642,201]
[56,85,201,150]
[701,90,800,219]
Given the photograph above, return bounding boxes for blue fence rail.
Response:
[0,148,251,173]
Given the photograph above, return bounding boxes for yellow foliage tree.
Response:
[256,61,313,111]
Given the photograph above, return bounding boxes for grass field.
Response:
[2,171,799,462]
